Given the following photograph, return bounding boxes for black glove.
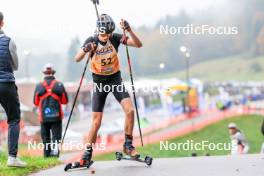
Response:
[82,43,96,53]
[121,20,131,32]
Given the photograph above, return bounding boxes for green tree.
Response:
[250,62,262,73]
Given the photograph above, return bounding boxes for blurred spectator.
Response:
[228,123,249,155]
[0,11,27,167]
[260,120,264,153]
[33,63,68,157]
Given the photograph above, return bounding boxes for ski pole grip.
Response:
[91,0,99,5]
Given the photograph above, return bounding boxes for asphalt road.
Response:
[30,154,264,176]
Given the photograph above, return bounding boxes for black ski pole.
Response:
[61,56,90,144]
[91,0,100,18]
[61,0,100,145]
[123,29,144,147]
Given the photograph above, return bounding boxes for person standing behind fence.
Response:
[0,12,27,167]
[228,123,249,155]
[260,120,264,153]
[33,63,68,157]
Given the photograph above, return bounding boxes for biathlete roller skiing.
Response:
[64,0,152,171]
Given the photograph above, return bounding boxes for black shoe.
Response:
[123,139,139,158]
[80,147,93,165]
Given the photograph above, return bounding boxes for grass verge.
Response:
[94,114,264,160]
[0,153,60,176]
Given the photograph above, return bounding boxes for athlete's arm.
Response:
[127,30,142,48]
[120,19,142,48]
[74,49,86,62]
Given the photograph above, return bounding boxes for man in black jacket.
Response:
[33,63,68,157]
[0,11,27,167]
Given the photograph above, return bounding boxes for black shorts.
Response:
[92,72,130,112]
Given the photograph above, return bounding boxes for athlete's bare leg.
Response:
[120,98,139,157]
[87,112,103,145]
[120,98,135,136]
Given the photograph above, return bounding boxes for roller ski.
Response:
[64,148,94,171]
[64,160,93,172]
[115,151,153,166]
[115,138,153,166]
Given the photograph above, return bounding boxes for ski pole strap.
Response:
[121,35,129,45]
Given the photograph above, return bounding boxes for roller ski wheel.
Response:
[64,163,72,171]
[116,151,123,161]
[115,151,153,166]
[64,160,94,172]
[144,156,153,166]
